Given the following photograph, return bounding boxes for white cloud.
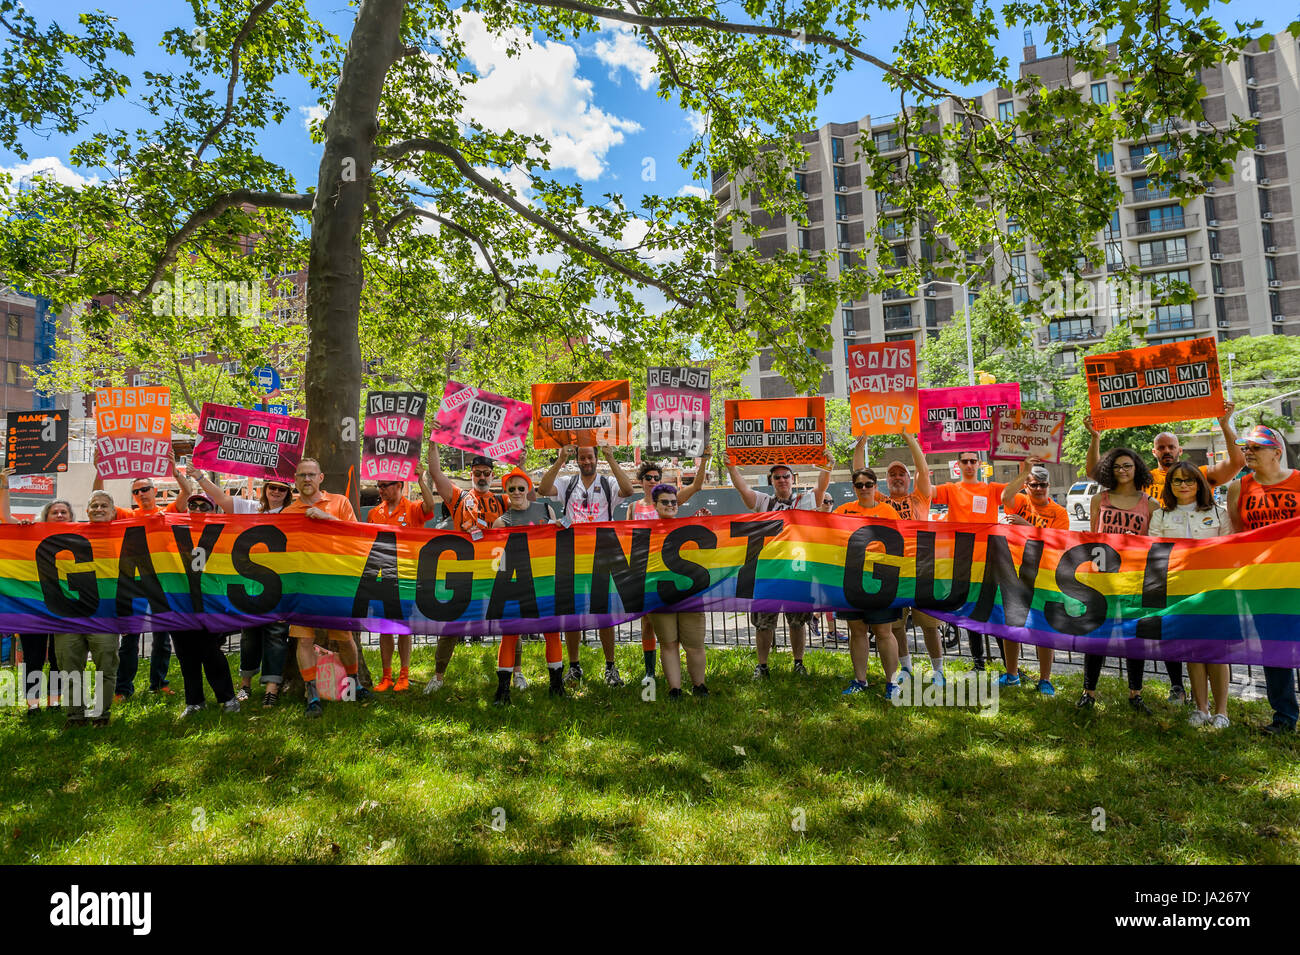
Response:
[592,22,658,91]
[454,11,641,180]
[676,184,709,199]
[685,110,708,137]
[0,156,96,192]
[299,104,327,132]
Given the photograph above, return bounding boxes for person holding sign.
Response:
[726,456,831,680]
[367,470,438,693]
[1226,425,1300,736]
[538,444,637,687]
[646,482,713,700]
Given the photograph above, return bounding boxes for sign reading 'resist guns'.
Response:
[646,366,711,456]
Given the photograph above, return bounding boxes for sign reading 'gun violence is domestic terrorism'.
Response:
[1084,337,1224,430]
[6,410,69,475]
[428,382,533,466]
[362,391,428,481]
[847,341,919,436]
[94,386,172,479]
[531,380,632,448]
[646,366,711,456]
[192,402,308,481]
[917,384,1022,454]
[724,397,826,466]
[990,408,1068,463]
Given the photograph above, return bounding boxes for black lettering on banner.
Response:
[414,535,474,621]
[170,522,225,612]
[842,524,904,609]
[657,525,717,604]
[1135,541,1176,641]
[590,526,650,614]
[486,532,540,618]
[352,531,402,619]
[913,530,975,611]
[731,519,785,598]
[35,533,98,616]
[554,527,576,615]
[1044,543,1113,636]
[229,525,286,612]
[115,525,170,617]
[970,533,1043,626]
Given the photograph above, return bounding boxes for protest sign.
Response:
[6,410,69,475]
[428,382,533,466]
[917,384,1021,454]
[94,386,172,478]
[9,474,55,495]
[1085,337,1223,429]
[990,408,1068,462]
[646,366,711,456]
[847,342,919,436]
[724,397,826,467]
[531,380,631,448]
[362,391,428,481]
[192,402,308,480]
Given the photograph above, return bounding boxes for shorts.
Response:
[647,612,706,651]
[749,611,813,631]
[289,626,353,644]
[836,608,902,625]
[894,608,940,629]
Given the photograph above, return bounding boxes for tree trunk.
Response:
[304,0,405,512]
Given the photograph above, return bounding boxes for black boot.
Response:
[548,666,565,698]
[493,671,511,706]
[643,648,656,680]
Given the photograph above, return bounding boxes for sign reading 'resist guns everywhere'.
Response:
[1085,337,1223,429]
[531,380,631,448]
[94,386,172,479]
[646,366,711,456]
[847,341,919,436]
[192,402,308,481]
[362,391,427,481]
[428,382,533,466]
[724,397,826,467]
[917,384,1021,454]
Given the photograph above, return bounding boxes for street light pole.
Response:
[919,277,976,386]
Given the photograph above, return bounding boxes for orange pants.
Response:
[497,633,563,672]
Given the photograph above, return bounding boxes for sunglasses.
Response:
[376,482,399,489]
[959,459,979,466]
[642,474,661,482]
[1026,481,1048,489]
[265,484,289,493]
[189,502,214,512]
[471,470,493,478]
[506,486,529,493]
[131,487,155,495]
[1170,477,1198,486]
[771,473,793,480]
[853,481,875,489]
[658,499,679,507]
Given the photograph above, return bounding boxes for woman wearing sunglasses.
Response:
[645,483,712,699]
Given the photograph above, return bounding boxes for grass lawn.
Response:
[1,643,1297,864]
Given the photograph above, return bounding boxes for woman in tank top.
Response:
[1080,447,1156,714]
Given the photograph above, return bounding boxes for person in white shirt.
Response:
[537,444,637,686]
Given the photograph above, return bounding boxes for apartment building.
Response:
[719,33,1300,400]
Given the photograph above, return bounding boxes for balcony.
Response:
[1120,154,1177,174]
[882,287,917,301]
[884,315,918,331]
[1120,118,1185,142]
[1128,213,1199,237]
[1039,324,1101,344]
[873,134,903,153]
[1137,246,1201,268]
[877,198,905,215]
[1129,183,1175,203]
[1147,313,1209,334]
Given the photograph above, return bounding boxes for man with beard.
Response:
[538,444,637,686]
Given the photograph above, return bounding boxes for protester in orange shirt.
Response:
[366,469,437,692]
[282,457,372,717]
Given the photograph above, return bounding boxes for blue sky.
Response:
[8,1,1292,213]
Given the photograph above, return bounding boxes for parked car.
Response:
[1066,481,1101,521]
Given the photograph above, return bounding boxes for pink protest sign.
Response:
[917,383,1021,454]
[990,408,1068,462]
[362,391,428,481]
[192,402,309,480]
[646,366,711,457]
[93,386,172,479]
[428,381,533,466]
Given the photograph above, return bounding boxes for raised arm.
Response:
[726,459,759,511]
[1226,479,1244,533]
[1002,458,1034,514]
[536,445,571,498]
[425,442,461,502]
[0,467,17,523]
[903,431,931,499]
[1206,400,1246,487]
[1083,414,1101,480]
[188,466,236,513]
[851,432,867,472]
[814,456,832,501]
[416,465,437,515]
[170,448,195,502]
[601,444,637,498]
[92,444,104,491]
[678,453,710,505]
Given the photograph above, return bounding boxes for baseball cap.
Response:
[886,461,909,474]
[1236,425,1285,448]
[469,455,495,469]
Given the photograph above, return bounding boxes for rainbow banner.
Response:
[3,513,1297,666]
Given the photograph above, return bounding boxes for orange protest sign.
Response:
[531,380,631,448]
[847,341,919,436]
[1084,337,1223,430]
[725,397,826,467]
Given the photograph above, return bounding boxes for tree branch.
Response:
[193,0,279,164]
[378,205,515,299]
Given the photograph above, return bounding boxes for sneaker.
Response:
[262,690,280,709]
[393,675,411,692]
[930,669,947,687]
[896,665,913,685]
[1076,693,1096,709]
[1128,694,1152,716]
[304,699,323,719]
[235,687,251,703]
[842,679,869,695]
[564,663,584,686]
[221,698,241,713]
[997,672,1021,687]
[792,660,809,676]
[181,703,206,719]
[667,687,683,701]
[373,676,395,692]
[1036,679,1055,697]
[154,685,176,696]
[423,674,445,694]
[548,670,565,698]
[691,684,709,698]
[1168,686,1187,705]
[752,664,770,681]
[1188,709,1211,727]
[604,663,624,687]
[512,671,529,691]
[352,682,374,705]
[885,681,901,700]
[1209,714,1230,730]
[1258,721,1295,736]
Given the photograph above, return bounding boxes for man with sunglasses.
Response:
[1226,424,1300,736]
[932,451,1007,672]
[366,469,438,692]
[726,455,831,679]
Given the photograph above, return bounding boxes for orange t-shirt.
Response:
[1007,493,1070,529]
[835,500,900,520]
[367,497,433,528]
[446,486,506,532]
[283,491,357,522]
[114,501,180,519]
[1236,470,1300,530]
[932,481,1007,524]
[883,491,930,521]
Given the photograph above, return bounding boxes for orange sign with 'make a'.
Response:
[725,397,827,467]
[1085,337,1223,429]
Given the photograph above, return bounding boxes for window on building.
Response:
[1269,291,1282,317]
[5,361,18,385]
[1263,221,1274,248]
[1047,318,1092,340]
[997,101,1015,123]
[873,130,898,152]
[1139,236,1188,267]
[1091,82,1109,104]
[884,303,913,322]
[1204,195,1217,222]
[1215,296,1228,323]
[1104,210,1121,240]
[1259,188,1271,215]
[1212,263,1224,289]
[1244,55,1256,83]
[839,250,852,270]
[832,138,845,163]
[833,166,845,189]
[6,314,20,338]
[837,222,851,244]
[835,194,848,218]
[1207,229,1219,255]
[1051,349,1077,370]
[885,333,913,342]
[888,243,908,268]
[925,299,939,326]
[1248,88,1259,114]
[1097,148,1114,171]
[1137,204,1185,233]
[1152,303,1194,328]
[842,309,855,332]
[1010,253,1028,284]
[1266,256,1278,282]
[794,172,807,193]
[798,229,811,250]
